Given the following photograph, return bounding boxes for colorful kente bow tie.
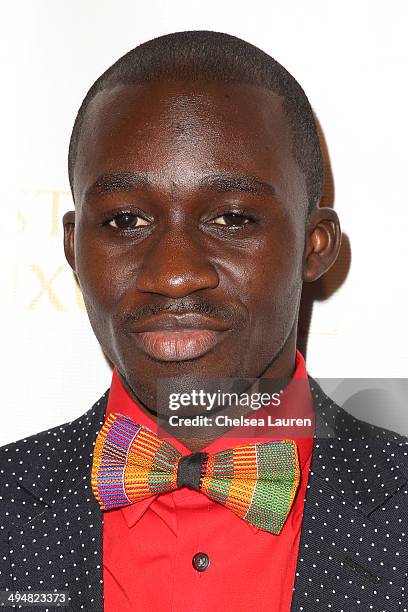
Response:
[91,412,300,535]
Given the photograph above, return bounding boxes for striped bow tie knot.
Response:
[91,412,300,535]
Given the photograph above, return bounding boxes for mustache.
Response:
[121,297,238,326]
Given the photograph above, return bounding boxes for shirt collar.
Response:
[105,349,315,529]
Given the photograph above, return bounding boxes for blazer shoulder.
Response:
[347,411,408,454]
[0,389,109,535]
[310,375,408,452]
[360,416,408,444]
[0,389,109,478]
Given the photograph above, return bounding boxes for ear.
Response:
[302,208,341,282]
[62,210,76,273]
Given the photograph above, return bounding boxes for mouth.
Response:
[134,329,230,361]
[128,313,232,362]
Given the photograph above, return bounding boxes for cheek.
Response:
[240,226,304,354]
[231,223,304,308]
[75,227,125,313]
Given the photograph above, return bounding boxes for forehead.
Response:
[73,80,305,206]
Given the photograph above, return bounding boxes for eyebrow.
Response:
[198,173,276,197]
[84,170,276,201]
[84,172,150,200]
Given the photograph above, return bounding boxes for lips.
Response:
[129,313,231,362]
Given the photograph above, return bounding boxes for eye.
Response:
[210,212,254,229]
[104,212,150,230]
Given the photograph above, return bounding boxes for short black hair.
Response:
[68,30,323,211]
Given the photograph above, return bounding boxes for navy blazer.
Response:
[1,378,408,611]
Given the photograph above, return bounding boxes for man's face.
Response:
[65,80,311,408]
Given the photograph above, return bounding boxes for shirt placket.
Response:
[170,489,214,612]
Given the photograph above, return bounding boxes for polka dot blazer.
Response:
[1,378,408,611]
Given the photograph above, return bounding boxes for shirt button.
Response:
[192,552,210,572]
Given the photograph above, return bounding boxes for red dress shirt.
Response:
[102,350,314,611]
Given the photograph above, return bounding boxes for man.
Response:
[1,30,407,612]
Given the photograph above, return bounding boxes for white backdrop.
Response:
[1,0,407,445]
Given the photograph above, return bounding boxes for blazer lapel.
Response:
[7,391,108,612]
[291,378,408,611]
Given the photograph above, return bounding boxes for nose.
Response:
[136,226,219,298]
